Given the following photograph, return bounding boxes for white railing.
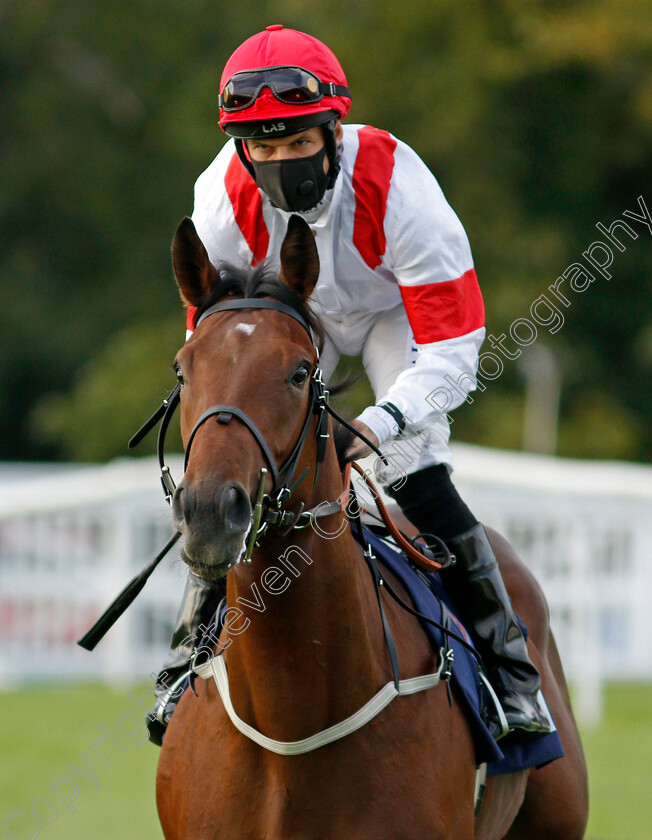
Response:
[450,445,652,724]
[2,447,651,725]
[0,459,185,688]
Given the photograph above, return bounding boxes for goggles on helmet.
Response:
[220,65,350,112]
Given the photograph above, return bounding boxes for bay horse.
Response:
[156,215,588,839]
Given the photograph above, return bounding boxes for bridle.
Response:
[81,302,485,798]
[143,309,476,766]
[81,295,460,666]
[130,296,382,561]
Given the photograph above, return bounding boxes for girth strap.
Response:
[362,545,401,692]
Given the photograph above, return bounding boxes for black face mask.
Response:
[249,146,330,212]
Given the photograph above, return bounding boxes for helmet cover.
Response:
[219,25,351,136]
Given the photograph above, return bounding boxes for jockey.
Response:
[148,25,551,745]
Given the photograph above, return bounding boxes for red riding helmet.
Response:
[219,25,351,138]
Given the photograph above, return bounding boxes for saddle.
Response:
[355,511,564,776]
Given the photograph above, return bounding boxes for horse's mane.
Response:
[193,261,324,349]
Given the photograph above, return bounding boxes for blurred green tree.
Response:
[1,0,650,462]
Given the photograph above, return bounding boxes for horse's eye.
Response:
[290,365,310,388]
[175,366,184,385]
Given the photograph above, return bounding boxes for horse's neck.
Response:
[224,463,388,736]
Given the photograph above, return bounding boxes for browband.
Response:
[195,298,313,337]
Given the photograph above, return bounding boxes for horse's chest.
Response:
[188,771,463,840]
[159,713,475,840]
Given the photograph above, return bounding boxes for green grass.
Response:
[580,682,652,840]
[1,681,650,838]
[0,682,162,840]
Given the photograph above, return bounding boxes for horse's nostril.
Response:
[172,483,190,529]
[220,483,251,534]
[172,480,250,546]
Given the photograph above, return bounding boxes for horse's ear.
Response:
[171,217,217,307]
[279,215,320,300]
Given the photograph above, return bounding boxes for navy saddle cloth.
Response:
[364,528,565,776]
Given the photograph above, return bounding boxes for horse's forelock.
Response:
[193,260,324,349]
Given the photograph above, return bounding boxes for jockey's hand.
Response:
[345,420,379,462]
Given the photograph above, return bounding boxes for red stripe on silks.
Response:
[352,127,397,269]
[224,153,270,266]
[399,268,485,344]
[186,306,197,332]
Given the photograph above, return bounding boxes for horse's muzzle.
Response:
[172,480,252,577]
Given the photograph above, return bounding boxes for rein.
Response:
[78,296,444,650]
[352,463,448,573]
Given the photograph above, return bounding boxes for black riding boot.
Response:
[146,571,225,746]
[387,465,550,740]
[445,524,551,740]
